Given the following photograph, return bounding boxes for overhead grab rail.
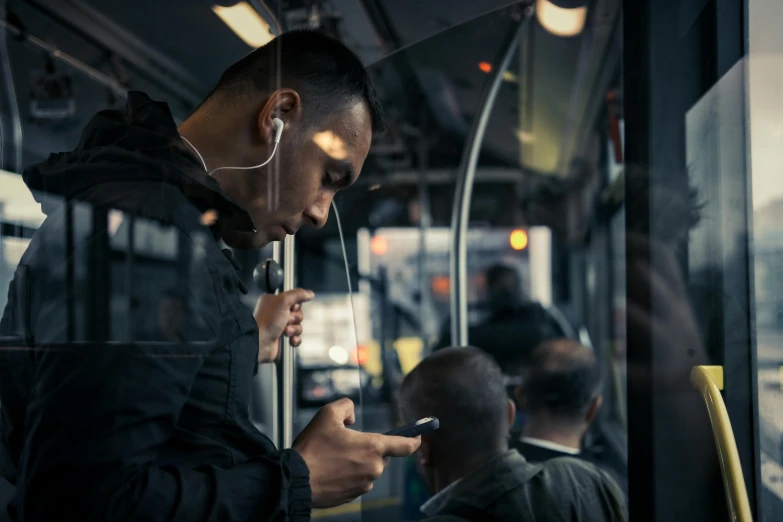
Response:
[690,365,753,522]
[449,4,532,347]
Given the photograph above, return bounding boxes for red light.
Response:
[371,235,388,256]
[431,275,450,295]
[356,345,368,366]
[479,61,492,73]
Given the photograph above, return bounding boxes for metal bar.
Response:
[417,112,431,346]
[277,236,296,448]
[690,366,753,522]
[0,0,22,173]
[269,241,281,448]
[448,12,529,347]
[0,18,127,98]
[27,0,202,106]
[249,0,282,34]
[0,221,36,239]
[125,216,135,341]
[354,168,534,187]
[65,201,75,342]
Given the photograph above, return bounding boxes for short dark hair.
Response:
[398,347,510,457]
[208,29,387,135]
[521,339,602,422]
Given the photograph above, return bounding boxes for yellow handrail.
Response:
[690,365,753,522]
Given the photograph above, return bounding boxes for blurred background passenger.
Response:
[434,264,568,372]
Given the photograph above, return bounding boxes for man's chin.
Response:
[221,228,269,250]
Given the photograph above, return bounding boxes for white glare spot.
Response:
[313,131,348,160]
[328,345,349,365]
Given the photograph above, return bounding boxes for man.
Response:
[513,339,603,461]
[511,339,628,494]
[0,30,418,522]
[398,347,626,522]
[434,264,567,373]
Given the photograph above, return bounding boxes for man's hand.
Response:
[292,398,421,509]
[254,288,314,363]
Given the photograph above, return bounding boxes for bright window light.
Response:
[536,0,587,37]
[213,2,274,48]
[0,169,45,228]
[328,345,350,365]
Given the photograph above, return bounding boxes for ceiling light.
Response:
[213,2,274,48]
[536,0,587,37]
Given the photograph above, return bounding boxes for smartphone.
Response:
[384,417,439,437]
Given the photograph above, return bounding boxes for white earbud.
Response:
[272,117,284,144]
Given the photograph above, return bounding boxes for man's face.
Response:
[222,99,373,249]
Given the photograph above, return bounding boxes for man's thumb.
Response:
[282,288,315,305]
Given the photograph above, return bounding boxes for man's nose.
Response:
[304,197,331,229]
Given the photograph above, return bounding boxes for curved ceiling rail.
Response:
[449,4,532,347]
[690,365,753,522]
[0,18,127,99]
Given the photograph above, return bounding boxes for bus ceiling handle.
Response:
[690,365,753,522]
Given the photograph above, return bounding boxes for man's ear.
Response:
[585,395,603,424]
[257,89,301,143]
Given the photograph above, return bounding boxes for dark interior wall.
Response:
[624,0,750,521]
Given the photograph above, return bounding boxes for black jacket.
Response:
[425,450,626,522]
[511,439,629,496]
[0,92,310,521]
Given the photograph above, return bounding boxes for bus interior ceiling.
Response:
[2,0,622,255]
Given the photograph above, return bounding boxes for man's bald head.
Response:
[398,347,511,459]
[521,339,602,423]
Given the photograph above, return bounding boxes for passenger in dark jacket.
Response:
[511,339,629,495]
[398,347,627,522]
[0,30,418,522]
[434,265,568,373]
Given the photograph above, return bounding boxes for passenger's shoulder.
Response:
[537,455,620,489]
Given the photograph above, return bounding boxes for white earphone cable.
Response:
[180,136,279,177]
[332,201,364,431]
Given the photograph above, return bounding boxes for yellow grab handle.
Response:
[690,365,753,522]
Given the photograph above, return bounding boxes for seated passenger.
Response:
[434,265,567,373]
[512,339,628,494]
[398,347,627,522]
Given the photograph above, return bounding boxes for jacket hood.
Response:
[22,91,249,223]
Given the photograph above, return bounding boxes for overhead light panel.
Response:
[213,2,274,48]
[536,0,587,37]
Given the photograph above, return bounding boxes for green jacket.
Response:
[426,450,627,522]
